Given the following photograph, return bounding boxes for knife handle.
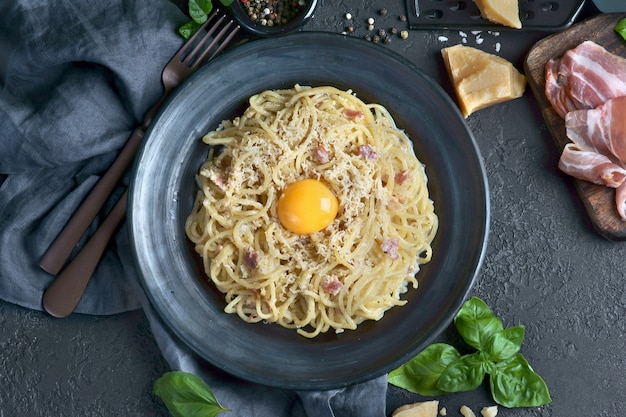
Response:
[39,128,143,275]
[42,190,127,318]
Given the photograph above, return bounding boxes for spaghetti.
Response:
[185,85,438,337]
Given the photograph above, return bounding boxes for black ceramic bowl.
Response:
[225,0,317,36]
[129,32,489,390]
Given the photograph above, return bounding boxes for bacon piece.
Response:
[394,170,409,185]
[359,144,378,160]
[344,109,365,120]
[565,96,626,165]
[314,145,330,163]
[243,248,259,269]
[545,41,626,118]
[381,238,399,260]
[321,276,343,296]
[558,143,626,188]
[209,171,228,191]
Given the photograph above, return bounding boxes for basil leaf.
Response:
[454,297,503,351]
[188,0,213,22]
[219,0,234,6]
[485,325,525,362]
[490,354,552,407]
[615,18,626,42]
[178,20,203,40]
[437,352,487,393]
[388,343,461,395]
[153,371,230,417]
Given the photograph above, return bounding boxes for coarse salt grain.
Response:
[495,42,501,52]
[438,35,448,42]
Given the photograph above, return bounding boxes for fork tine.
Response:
[191,20,240,67]
[182,14,226,66]
[175,12,221,61]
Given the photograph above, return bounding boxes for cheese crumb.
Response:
[392,400,439,417]
[439,407,447,416]
[460,406,476,417]
[481,406,498,417]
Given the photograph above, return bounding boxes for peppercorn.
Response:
[379,8,387,15]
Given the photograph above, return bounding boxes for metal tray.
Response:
[405,0,586,31]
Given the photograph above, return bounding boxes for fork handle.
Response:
[42,190,128,318]
[39,127,144,275]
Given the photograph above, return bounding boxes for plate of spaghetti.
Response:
[129,32,489,390]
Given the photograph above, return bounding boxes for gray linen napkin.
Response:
[0,1,388,415]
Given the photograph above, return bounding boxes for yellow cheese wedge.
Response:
[441,44,527,118]
[474,0,522,29]
[392,400,439,417]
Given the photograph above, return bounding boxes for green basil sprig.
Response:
[153,371,230,417]
[179,0,234,39]
[616,18,626,42]
[388,297,551,408]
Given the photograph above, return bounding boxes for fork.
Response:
[40,10,240,318]
[39,10,239,277]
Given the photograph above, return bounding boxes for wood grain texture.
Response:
[524,13,626,240]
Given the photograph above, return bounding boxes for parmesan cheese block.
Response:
[441,44,527,118]
[474,0,522,29]
[392,400,439,417]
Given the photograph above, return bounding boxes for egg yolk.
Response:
[277,179,339,234]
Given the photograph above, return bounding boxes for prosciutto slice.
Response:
[558,144,626,188]
[565,96,626,165]
[560,96,626,220]
[545,41,626,118]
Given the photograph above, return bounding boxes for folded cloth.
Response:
[0,1,388,415]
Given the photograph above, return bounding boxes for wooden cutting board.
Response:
[524,13,626,241]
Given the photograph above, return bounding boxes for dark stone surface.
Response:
[2,0,624,416]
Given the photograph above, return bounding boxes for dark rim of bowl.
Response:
[225,0,318,37]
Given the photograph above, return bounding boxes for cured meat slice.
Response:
[545,41,626,118]
[558,143,626,188]
[616,182,626,221]
[565,96,626,165]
